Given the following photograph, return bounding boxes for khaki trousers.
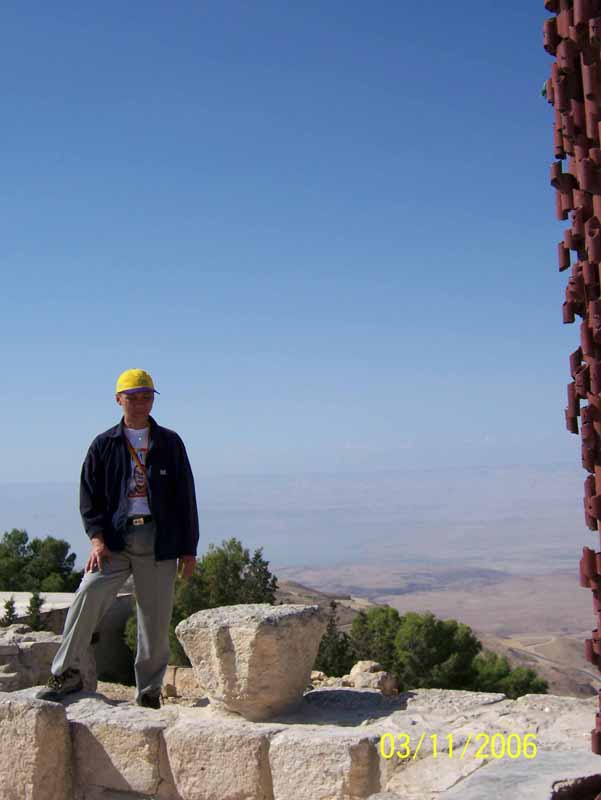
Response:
[51,521,177,698]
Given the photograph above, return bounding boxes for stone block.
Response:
[352,671,399,696]
[162,666,199,698]
[0,693,72,800]
[350,661,384,676]
[163,666,176,686]
[269,728,381,800]
[66,697,173,797]
[174,667,199,696]
[75,789,163,800]
[164,717,280,800]
[175,604,326,721]
[0,626,96,692]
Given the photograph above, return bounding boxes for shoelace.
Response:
[46,674,64,689]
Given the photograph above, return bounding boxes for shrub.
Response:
[314,601,354,677]
[347,607,547,698]
[471,650,548,698]
[124,537,278,666]
[0,597,17,626]
[392,612,481,691]
[27,591,45,631]
[349,606,402,671]
[0,529,82,592]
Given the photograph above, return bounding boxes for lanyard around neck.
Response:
[125,432,150,472]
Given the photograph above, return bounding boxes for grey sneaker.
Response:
[136,690,161,709]
[36,668,83,701]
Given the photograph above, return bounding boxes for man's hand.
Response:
[178,555,196,580]
[85,536,112,573]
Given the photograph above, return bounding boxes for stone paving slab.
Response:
[440,749,601,800]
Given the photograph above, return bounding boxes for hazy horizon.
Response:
[0,459,587,575]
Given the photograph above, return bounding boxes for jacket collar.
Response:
[108,416,159,439]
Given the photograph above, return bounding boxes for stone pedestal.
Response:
[175,603,326,720]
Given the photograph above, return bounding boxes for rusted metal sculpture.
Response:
[544,0,601,756]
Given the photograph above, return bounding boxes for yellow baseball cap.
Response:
[115,369,160,394]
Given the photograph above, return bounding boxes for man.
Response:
[37,368,199,708]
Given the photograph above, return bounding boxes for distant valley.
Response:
[276,563,601,698]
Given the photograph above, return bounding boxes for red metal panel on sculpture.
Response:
[544,0,601,755]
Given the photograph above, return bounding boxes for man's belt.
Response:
[126,515,153,527]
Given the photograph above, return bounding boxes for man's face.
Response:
[116,390,154,420]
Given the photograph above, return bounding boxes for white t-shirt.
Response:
[124,426,151,516]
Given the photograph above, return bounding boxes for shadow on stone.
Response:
[188,696,210,708]
[62,690,120,708]
[268,688,416,726]
[70,721,141,794]
[157,731,185,800]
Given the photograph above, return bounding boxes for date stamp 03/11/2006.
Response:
[379,732,537,761]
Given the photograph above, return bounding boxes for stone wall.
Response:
[0,624,96,693]
[0,590,135,685]
[2,686,601,800]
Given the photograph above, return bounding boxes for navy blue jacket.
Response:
[80,416,199,560]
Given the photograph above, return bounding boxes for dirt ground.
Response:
[96,680,201,707]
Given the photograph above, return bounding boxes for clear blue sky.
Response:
[1,2,583,559]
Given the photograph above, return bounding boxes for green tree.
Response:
[168,563,211,665]
[40,573,68,592]
[124,613,137,655]
[471,651,548,698]
[239,547,278,604]
[348,607,548,698]
[0,530,30,591]
[470,650,510,693]
[23,536,81,591]
[393,612,481,691]
[499,666,548,699]
[27,591,45,631]
[349,607,402,671]
[0,597,17,626]
[124,538,278,666]
[194,539,278,608]
[0,529,82,592]
[314,601,354,677]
